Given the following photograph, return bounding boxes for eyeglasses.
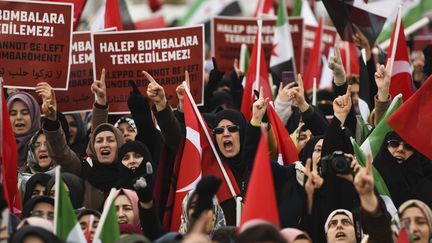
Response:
[387,140,414,151]
[212,125,240,135]
[31,210,54,220]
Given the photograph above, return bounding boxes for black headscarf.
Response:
[116,141,153,189]
[22,196,54,219]
[213,109,247,169]
[66,113,87,158]
[10,226,62,243]
[299,135,324,164]
[85,123,125,192]
[23,173,52,205]
[374,131,432,208]
[44,172,84,209]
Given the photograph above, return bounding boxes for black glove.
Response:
[127,80,149,113]
[191,176,221,221]
[133,162,154,203]
[209,57,225,86]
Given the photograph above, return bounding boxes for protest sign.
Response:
[54,31,93,113]
[212,16,303,74]
[0,0,73,90]
[303,24,337,73]
[92,25,204,114]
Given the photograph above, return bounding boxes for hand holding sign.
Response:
[144,71,167,111]
[175,71,190,112]
[91,69,107,106]
[35,82,57,121]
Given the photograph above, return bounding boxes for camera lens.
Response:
[333,157,350,173]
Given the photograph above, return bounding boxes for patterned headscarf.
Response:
[399,199,432,238]
[178,190,226,234]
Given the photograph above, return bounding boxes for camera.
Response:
[319,151,353,175]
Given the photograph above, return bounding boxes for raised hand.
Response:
[35,82,57,121]
[304,158,323,214]
[91,69,107,105]
[233,58,242,78]
[374,59,391,102]
[277,81,296,103]
[133,162,154,206]
[209,57,224,85]
[328,43,346,86]
[354,155,378,212]
[288,74,309,112]
[175,70,190,111]
[144,71,167,111]
[333,85,352,125]
[336,153,361,182]
[352,25,371,60]
[251,87,270,125]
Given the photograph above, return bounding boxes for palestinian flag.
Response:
[377,0,432,43]
[54,167,86,243]
[269,0,297,88]
[360,94,403,160]
[93,188,120,243]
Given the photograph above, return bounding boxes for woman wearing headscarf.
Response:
[7,91,41,168]
[178,190,226,235]
[22,173,52,206]
[44,172,84,209]
[65,113,88,158]
[280,228,312,243]
[398,199,432,243]
[116,141,164,241]
[373,131,432,209]
[10,226,61,243]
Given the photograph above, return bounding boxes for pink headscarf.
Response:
[280,228,312,243]
[18,217,54,233]
[113,188,140,226]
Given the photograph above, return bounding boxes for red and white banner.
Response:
[0,0,73,90]
[212,16,303,75]
[92,25,205,113]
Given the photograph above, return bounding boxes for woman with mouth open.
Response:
[398,199,432,243]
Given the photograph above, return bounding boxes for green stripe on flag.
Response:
[292,0,302,16]
[353,140,391,197]
[377,0,432,43]
[276,0,288,26]
[93,188,120,243]
[178,0,206,26]
[356,115,370,144]
[54,167,85,242]
[360,94,403,159]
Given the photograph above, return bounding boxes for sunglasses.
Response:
[387,140,414,151]
[212,125,240,135]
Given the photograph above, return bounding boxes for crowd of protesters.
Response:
[1,5,432,243]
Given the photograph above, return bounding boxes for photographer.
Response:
[302,86,358,242]
[305,154,393,243]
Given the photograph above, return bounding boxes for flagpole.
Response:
[182,83,238,199]
[389,5,402,76]
[255,18,263,92]
[53,166,61,235]
[312,78,317,106]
